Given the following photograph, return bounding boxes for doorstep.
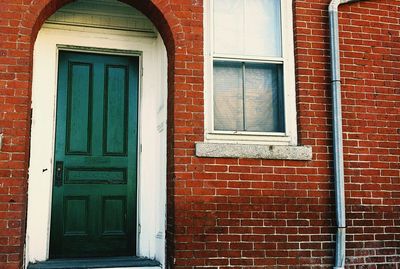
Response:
[28,256,161,269]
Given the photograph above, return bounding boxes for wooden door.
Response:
[50,51,139,258]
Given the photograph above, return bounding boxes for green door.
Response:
[50,51,139,258]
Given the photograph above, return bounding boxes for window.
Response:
[205,0,297,145]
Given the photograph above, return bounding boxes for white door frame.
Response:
[26,24,167,267]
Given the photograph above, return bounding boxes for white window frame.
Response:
[204,0,297,146]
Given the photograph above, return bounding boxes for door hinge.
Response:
[138,224,141,234]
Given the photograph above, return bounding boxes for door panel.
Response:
[64,196,89,235]
[104,65,128,155]
[102,196,127,235]
[66,63,92,154]
[50,51,139,258]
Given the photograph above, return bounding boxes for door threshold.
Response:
[28,256,161,269]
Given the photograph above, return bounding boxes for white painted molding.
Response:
[26,7,167,269]
[46,0,156,34]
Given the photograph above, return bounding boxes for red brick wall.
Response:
[293,1,400,268]
[338,1,400,267]
[0,0,399,268]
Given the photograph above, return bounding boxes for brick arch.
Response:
[25,0,177,55]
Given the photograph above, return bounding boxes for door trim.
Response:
[26,25,167,267]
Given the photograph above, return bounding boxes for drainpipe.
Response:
[328,0,365,268]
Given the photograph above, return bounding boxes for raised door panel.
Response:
[65,168,127,184]
[104,65,128,156]
[66,63,92,155]
[102,196,127,236]
[63,196,89,235]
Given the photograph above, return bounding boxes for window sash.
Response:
[213,60,285,133]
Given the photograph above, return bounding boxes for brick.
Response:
[0,0,399,268]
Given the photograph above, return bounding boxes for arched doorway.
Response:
[26,0,168,266]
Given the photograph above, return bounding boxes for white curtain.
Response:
[244,63,283,132]
[213,62,244,131]
[214,62,284,132]
[213,0,282,57]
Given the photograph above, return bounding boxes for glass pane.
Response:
[213,0,244,55]
[245,0,282,57]
[213,61,244,131]
[244,63,284,132]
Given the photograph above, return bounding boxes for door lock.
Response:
[55,161,64,187]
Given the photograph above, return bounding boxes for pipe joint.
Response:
[331,0,366,12]
[340,0,365,4]
[329,0,340,12]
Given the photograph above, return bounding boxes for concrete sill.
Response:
[195,142,312,160]
[28,257,161,269]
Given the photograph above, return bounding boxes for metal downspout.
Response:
[328,0,365,268]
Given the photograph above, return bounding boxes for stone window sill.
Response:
[195,142,312,160]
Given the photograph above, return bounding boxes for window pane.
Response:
[245,0,282,57]
[244,63,284,132]
[214,61,244,131]
[213,0,282,57]
[213,0,244,55]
